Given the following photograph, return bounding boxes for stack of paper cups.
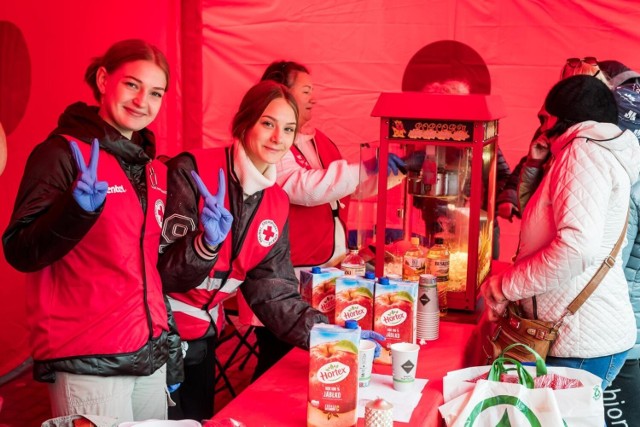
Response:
[417,274,439,340]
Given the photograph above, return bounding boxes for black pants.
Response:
[252,326,293,382]
[168,335,217,422]
[604,358,640,427]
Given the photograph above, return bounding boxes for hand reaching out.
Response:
[191,169,233,248]
[69,139,108,212]
[363,153,407,176]
[529,133,551,161]
[361,329,386,359]
[481,274,508,322]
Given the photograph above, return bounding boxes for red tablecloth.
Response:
[211,321,476,426]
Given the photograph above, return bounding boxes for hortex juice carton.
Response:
[300,267,343,323]
[307,323,360,427]
[334,275,374,329]
[373,277,418,365]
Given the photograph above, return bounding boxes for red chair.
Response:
[213,293,259,396]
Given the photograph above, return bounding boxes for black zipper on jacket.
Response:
[140,163,155,368]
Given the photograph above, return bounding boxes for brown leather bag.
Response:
[485,216,628,363]
[486,302,559,362]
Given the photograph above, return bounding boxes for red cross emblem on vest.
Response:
[257,219,279,247]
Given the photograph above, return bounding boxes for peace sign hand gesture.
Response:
[191,169,233,247]
[69,138,108,212]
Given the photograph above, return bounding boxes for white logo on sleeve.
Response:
[107,185,126,194]
[257,219,279,247]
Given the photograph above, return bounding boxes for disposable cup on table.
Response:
[390,342,420,392]
[359,339,376,387]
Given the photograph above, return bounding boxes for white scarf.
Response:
[233,141,277,199]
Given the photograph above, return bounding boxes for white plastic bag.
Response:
[440,354,566,426]
[440,344,604,426]
[440,378,565,426]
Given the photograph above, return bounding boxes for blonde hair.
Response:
[84,39,170,102]
[561,59,611,88]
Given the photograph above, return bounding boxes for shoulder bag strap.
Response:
[565,209,629,315]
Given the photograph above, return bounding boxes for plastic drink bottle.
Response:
[426,237,450,316]
[341,248,366,276]
[402,237,425,281]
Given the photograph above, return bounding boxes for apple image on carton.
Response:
[374,291,414,364]
[308,339,358,427]
[312,280,336,321]
[335,287,373,329]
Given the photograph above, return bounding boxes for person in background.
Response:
[2,39,179,421]
[500,57,614,219]
[561,56,611,86]
[597,59,640,427]
[483,75,639,389]
[262,60,405,270]
[234,61,403,380]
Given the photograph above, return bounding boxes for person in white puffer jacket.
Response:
[483,75,640,389]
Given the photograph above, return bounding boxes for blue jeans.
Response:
[545,350,629,389]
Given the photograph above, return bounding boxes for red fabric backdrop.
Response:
[1,0,639,378]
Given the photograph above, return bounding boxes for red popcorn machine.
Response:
[365,92,506,312]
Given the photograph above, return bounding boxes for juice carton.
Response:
[307,323,360,427]
[373,277,418,365]
[334,273,375,330]
[300,267,343,323]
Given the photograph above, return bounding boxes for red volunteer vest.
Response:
[168,148,289,341]
[28,137,168,361]
[288,130,350,267]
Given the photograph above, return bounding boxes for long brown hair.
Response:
[231,80,299,142]
[84,39,170,101]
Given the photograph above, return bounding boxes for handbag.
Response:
[485,215,628,363]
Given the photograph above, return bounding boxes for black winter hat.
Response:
[545,75,618,125]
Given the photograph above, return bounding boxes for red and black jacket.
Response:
[159,146,327,349]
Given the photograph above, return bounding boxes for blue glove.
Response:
[167,383,181,393]
[69,139,108,212]
[361,329,386,359]
[363,153,406,177]
[387,153,406,176]
[191,169,233,247]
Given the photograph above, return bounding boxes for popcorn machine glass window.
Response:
[361,92,505,312]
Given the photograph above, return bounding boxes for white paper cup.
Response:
[359,339,376,387]
[390,342,420,392]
